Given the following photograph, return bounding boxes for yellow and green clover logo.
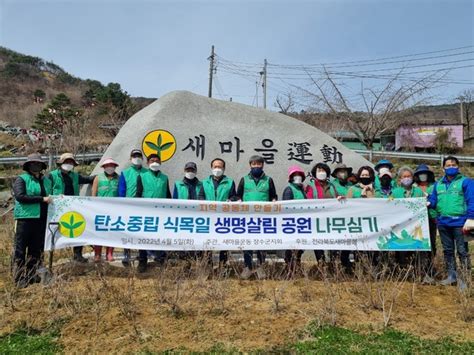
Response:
[142,129,176,162]
[59,212,86,238]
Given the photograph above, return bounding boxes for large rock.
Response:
[88,91,370,195]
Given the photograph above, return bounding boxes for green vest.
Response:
[243,175,270,202]
[141,170,169,198]
[97,173,119,197]
[391,186,424,198]
[308,179,336,199]
[435,175,467,217]
[332,179,352,197]
[202,176,233,201]
[374,175,397,190]
[14,173,51,219]
[288,183,306,200]
[123,165,147,197]
[49,169,79,195]
[175,180,203,200]
[348,185,363,198]
[374,186,393,198]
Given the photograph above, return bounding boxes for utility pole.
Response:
[255,80,259,107]
[208,45,215,98]
[262,59,267,109]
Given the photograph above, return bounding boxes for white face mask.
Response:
[104,167,116,175]
[185,172,196,179]
[418,174,428,182]
[316,171,327,181]
[131,157,143,166]
[292,176,303,184]
[61,163,74,172]
[149,162,160,171]
[212,168,224,177]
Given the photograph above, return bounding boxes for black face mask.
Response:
[380,176,392,187]
[359,177,372,185]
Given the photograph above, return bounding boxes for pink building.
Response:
[395,124,463,150]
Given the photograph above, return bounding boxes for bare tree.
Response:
[457,89,474,138]
[293,68,445,150]
[275,92,295,114]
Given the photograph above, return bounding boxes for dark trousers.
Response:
[438,225,471,278]
[243,250,266,269]
[73,246,83,257]
[284,250,304,264]
[13,219,46,283]
[138,250,167,264]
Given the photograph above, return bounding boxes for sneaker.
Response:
[240,267,253,280]
[457,279,468,291]
[440,276,457,286]
[422,275,436,285]
[15,278,29,289]
[137,261,147,273]
[256,266,266,280]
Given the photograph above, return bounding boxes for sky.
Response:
[0,0,473,110]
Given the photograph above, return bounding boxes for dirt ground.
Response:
[0,259,472,353]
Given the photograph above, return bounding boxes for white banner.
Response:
[45,196,431,252]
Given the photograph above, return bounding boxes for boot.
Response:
[73,247,88,263]
[106,247,114,262]
[94,246,102,262]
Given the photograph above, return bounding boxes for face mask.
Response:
[292,176,303,184]
[131,157,143,166]
[212,168,224,177]
[418,174,428,182]
[359,177,372,186]
[250,167,263,177]
[185,172,196,180]
[61,163,74,172]
[445,167,459,176]
[316,171,327,181]
[400,177,413,187]
[337,172,348,180]
[29,164,43,173]
[380,175,392,187]
[149,162,160,171]
[104,167,116,175]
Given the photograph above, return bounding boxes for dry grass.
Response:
[0,215,473,353]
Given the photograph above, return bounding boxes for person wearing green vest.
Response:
[173,162,202,200]
[12,153,52,288]
[236,155,277,279]
[331,163,354,271]
[414,164,438,283]
[374,167,395,198]
[392,166,425,267]
[331,164,353,197]
[48,152,95,263]
[374,159,396,190]
[428,156,474,290]
[91,158,120,262]
[282,165,306,273]
[135,153,171,273]
[305,163,338,263]
[198,158,237,266]
[347,166,380,267]
[392,166,424,199]
[347,166,376,198]
[173,162,205,263]
[118,149,148,267]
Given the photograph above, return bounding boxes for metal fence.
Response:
[1,150,474,166]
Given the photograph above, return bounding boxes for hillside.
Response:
[0,47,154,154]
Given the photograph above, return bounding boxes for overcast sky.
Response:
[1,0,473,110]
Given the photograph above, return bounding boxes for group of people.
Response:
[12,149,473,289]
